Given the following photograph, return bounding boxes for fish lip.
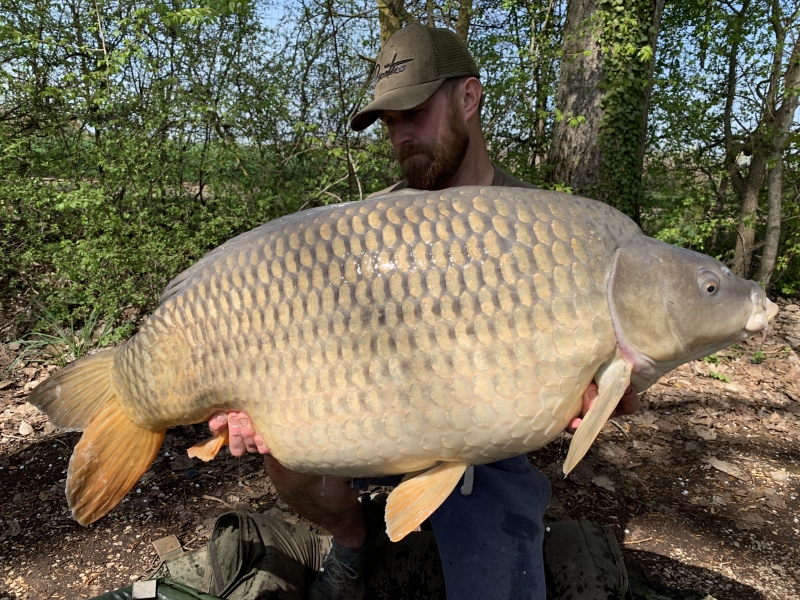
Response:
[744,286,778,333]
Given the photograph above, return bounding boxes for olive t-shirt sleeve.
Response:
[367,163,536,198]
[491,163,538,189]
[366,180,408,198]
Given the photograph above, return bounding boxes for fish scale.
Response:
[30,185,777,536]
[113,187,631,475]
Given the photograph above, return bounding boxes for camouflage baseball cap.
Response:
[350,24,479,131]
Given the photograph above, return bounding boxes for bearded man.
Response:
[208,24,639,600]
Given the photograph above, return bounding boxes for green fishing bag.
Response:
[91,512,713,600]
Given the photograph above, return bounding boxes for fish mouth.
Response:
[744,287,779,334]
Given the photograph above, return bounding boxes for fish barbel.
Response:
[30,186,777,540]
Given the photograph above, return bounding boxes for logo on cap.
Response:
[375,53,414,83]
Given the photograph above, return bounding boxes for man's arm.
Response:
[208,386,640,454]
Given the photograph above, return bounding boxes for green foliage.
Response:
[646,1,800,291]
[595,0,655,220]
[702,353,720,366]
[751,350,766,364]
[475,0,566,185]
[707,370,731,383]
[0,0,395,332]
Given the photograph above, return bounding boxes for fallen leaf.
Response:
[766,496,786,510]
[18,420,33,436]
[735,513,765,531]
[656,419,679,433]
[696,428,717,441]
[22,379,40,392]
[770,469,790,482]
[592,475,616,492]
[703,456,747,481]
[597,442,627,465]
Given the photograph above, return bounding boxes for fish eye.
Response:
[697,269,720,295]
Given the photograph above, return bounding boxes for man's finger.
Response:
[237,415,257,438]
[227,412,247,457]
[612,386,640,417]
[254,436,270,454]
[209,412,228,435]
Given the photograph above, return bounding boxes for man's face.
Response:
[379,86,470,190]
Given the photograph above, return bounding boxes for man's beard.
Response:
[398,105,470,190]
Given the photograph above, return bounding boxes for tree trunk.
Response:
[729,3,800,277]
[547,0,664,219]
[377,0,410,44]
[731,154,768,277]
[722,0,753,276]
[548,0,603,193]
[636,0,665,173]
[455,0,471,42]
[754,35,800,284]
[757,156,783,284]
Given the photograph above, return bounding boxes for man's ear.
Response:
[462,77,482,122]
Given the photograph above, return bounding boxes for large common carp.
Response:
[30,186,777,540]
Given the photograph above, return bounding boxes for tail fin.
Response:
[29,347,166,525]
[29,348,120,430]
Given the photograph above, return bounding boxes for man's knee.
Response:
[263,455,319,495]
[263,456,358,508]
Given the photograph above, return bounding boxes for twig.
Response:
[322,190,344,203]
[622,537,653,544]
[607,419,628,436]
[202,494,232,508]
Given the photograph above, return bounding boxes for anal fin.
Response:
[385,461,468,542]
[68,402,165,525]
[563,350,632,476]
[187,430,230,461]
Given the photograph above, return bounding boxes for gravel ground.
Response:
[0,298,797,599]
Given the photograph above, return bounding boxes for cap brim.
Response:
[350,79,446,131]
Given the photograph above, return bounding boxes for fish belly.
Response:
[114,187,628,476]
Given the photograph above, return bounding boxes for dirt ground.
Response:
[0,298,798,600]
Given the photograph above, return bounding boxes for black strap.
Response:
[207,523,227,597]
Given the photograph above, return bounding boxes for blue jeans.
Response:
[355,455,551,600]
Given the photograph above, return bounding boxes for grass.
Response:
[5,309,131,373]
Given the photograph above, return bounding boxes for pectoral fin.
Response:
[563,351,632,476]
[187,430,230,462]
[385,461,468,542]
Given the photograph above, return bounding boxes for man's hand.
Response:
[566,384,639,434]
[209,411,270,457]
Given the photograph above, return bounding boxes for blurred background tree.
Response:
[0,0,798,338]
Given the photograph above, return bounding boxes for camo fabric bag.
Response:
[204,511,328,599]
[543,520,629,600]
[92,513,713,600]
